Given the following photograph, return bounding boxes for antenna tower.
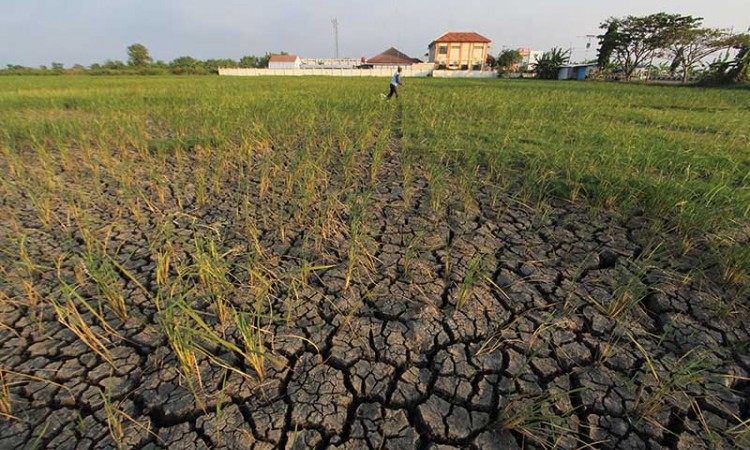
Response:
[331,18,340,58]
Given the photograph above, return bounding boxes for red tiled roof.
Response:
[431,32,491,45]
[367,47,420,65]
[268,54,299,63]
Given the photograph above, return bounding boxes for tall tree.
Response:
[127,43,153,67]
[598,13,699,81]
[597,21,619,68]
[667,27,740,83]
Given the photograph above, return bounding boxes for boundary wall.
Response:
[219,65,433,78]
[219,64,498,79]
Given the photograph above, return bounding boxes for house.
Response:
[367,47,421,66]
[558,63,598,80]
[428,32,491,70]
[268,54,301,69]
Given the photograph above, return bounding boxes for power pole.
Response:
[331,18,339,59]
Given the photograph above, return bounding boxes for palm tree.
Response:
[534,48,571,79]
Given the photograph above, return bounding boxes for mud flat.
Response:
[0,77,748,449]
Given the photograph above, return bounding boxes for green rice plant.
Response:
[99,380,161,449]
[344,193,376,290]
[52,282,117,367]
[632,348,711,426]
[193,235,235,327]
[370,128,390,185]
[176,297,282,382]
[100,386,125,450]
[79,244,128,320]
[158,296,204,400]
[499,388,589,450]
[456,256,484,309]
[427,162,448,217]
[234,308,269,381]
[0,369,75,421]
[284,261,335,324]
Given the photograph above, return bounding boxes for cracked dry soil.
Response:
[1,106,749,450]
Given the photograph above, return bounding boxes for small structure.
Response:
[558,63,598,80]
[299,57,360,69]
[428,32,491,70]
[367,47,421,66]
[519,48,544,71]
[268,54,301,69]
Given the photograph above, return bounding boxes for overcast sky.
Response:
[2,0,749,67]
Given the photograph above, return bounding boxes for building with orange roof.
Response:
[428,32,491,70]
[268,54,301,69]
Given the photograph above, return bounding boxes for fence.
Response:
[219,64,434,78]
[432,70,497,78]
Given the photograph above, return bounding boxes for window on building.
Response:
[438,45,447,55]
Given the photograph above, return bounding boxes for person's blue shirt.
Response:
[391,71,400,86]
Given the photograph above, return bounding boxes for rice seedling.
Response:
[456,256,485,309]
[52,283,117,367]
[498,387,589,450]
[193,235,236,327]
[631,348,712,425]
[100,386,125,450]
[0,369,75,421]
[79,244,128,320]
[344,192,376,290]
[0,369,11,418]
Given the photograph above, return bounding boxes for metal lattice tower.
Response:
[331,18,339,59]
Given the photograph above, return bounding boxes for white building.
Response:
[519,49,544,71]
[268,55,301,69]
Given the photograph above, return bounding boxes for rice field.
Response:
[0,76,748,449]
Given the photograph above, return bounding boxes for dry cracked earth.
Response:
[1,106,749,449]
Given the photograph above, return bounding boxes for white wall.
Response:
[219,64,499,79]
[268,62,299,70]
[219,64,433,78]
[432,70,497,78]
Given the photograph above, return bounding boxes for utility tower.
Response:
[331,18,340,58]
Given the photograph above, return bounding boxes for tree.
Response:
[495,49,522,74]
[534,48,570,79]
[127,43,153,67]
[203,58,238,73]
[598,13,699,81]
[702,34,750,84]
[239,55,260,68]
[257,51,287,68]
[597,21,619,68]
[668,27,744,83]
[169,56,202,74]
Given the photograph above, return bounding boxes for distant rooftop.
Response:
[367,47,421,65]
[431,32,491,45]
[268,54,299,63]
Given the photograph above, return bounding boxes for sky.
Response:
[2,0,749,67]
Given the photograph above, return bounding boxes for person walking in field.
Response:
[383,67,403,100]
